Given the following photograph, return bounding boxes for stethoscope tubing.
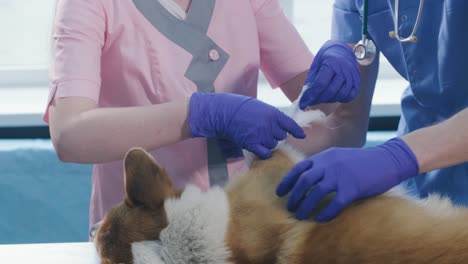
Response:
[355,0,424,65]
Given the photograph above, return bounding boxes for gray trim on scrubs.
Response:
[132,0,230,186]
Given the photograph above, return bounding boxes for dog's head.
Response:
[94,148,181,264]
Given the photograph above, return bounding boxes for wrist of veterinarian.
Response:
[401,107,468,174]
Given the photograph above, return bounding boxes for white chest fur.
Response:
[132,186,231,264]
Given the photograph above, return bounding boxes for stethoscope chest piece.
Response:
[354,36,377,66]
[353,0,424,67]
[354,0,377,66]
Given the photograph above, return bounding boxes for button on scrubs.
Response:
[44,0,313,229]
[332,0,468,204]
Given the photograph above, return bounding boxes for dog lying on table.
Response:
[94,109,468,264]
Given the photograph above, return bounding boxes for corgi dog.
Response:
[94,109,468,264]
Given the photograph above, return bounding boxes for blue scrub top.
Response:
[332,0,468,205]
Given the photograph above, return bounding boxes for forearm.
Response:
[281,45,379,156]
[402,107,468,173]
[49,97,191,164]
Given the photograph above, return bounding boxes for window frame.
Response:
[0,67,49,88]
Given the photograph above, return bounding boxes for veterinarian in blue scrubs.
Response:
[277,0,468,221]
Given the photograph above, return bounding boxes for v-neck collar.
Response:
[153,0,196,24]
[134,0,215,36]
[158,0,189,20]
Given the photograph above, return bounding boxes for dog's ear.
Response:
[124,148,175,209]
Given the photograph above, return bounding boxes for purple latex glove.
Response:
[189,92,306,159]
[276,138,419,222]
[300,40,361,109]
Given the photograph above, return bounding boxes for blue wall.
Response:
[0,132,395,244]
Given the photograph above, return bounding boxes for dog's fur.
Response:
[95,114,468,264]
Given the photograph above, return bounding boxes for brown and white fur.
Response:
[95,110,468,264]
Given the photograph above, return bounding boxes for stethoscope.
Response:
[354,0,425,66]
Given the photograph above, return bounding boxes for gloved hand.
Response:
[300,40,361,109]
[189,92,306,159]
[276,138,419,222]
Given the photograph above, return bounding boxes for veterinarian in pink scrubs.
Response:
[45,0,361,236]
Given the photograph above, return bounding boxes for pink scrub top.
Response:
[44,0,313,229]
